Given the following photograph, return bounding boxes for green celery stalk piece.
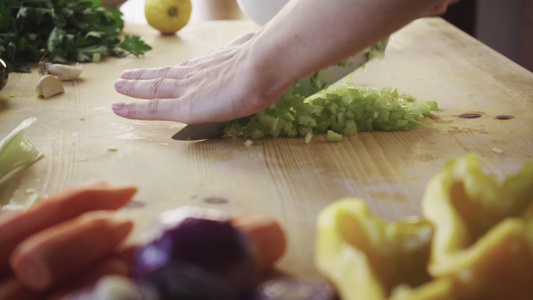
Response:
[425,100,439,111]
[327,130,343,143]
[223,81,437,141]
[0,118,43,183]
[305,131,314,144]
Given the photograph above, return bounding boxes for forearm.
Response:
[247,0,445,88]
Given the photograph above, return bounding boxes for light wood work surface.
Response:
[1,17,532,280]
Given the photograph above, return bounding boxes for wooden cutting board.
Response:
[1,18,532,279]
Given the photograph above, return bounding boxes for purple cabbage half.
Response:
[132,207,257,300]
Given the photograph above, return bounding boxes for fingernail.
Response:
[110,214,134,230]
[108,214,135,238]
[19,255,50,290]
[112,102,125,111]
[120,70,133,79]
[114,79,125,92]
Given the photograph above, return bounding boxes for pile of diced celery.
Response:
[223,81,438,143]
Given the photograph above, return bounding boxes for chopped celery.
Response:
[344,120,357,137]
[0,118,42,183]
[311,70,327,90]
[223,81,438,142]
[298,126,312,137]
[280,112,296,122]
[25,192,43,209]
[425,100,439,111]
[402,94,417,102]
[250,129,264,140]
[327,130,343,143]
[305,132,314,144]
[297,115,314,126]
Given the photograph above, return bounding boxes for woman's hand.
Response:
[0,181,137,300]
[112,32,293,124]
[112,0,460,125]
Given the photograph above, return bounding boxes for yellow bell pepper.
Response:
[315,199,433,300]
[422,153,533,277]
[316,154,533,300]
[390,217,533,300]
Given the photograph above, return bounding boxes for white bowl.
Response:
[237,0,290,26]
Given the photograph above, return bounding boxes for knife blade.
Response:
[172,39,388,140]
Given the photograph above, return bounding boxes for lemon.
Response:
[145,0,192,35]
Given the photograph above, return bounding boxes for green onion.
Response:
[0,118,42,183]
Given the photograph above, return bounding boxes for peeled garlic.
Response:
[36,75,65,99]
[40,62,83,81]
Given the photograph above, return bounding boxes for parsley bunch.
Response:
[0,0,152,72]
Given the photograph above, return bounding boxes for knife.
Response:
[172,39,388,140]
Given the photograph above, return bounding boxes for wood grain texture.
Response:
[1,18,532,279]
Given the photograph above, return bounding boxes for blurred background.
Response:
[443,0,532,72]
[120,0,532,72]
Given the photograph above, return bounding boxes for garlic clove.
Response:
[40,63,83,81]
[36,75,65,99]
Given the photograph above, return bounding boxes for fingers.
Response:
[114,76,194,100]
[112,31,264,123]
[47,258,130,300]
[0,181,137,272]
[114,32,254,99]
[118,34,250,82]
[118,65,194,81]
[10,211,133,291]
[112,98,192,122]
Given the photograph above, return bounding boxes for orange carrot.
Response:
[231,215,287,272]
[0,181,137,272]
[10,211,134,291]
[47,257,130,300]
[0,266,12,282]
[114,244,138,266]
[0,277,40,300]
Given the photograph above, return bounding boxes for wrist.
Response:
[241,38,295,109]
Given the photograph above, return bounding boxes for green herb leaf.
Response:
[118,35,153,57]
[0,0,151,73]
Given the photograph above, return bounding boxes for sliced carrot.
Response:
[0,277,40,300]
[0,181,137,272]
[231,215,287,272]
[47,257,130,300]
[10,211,134,291]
